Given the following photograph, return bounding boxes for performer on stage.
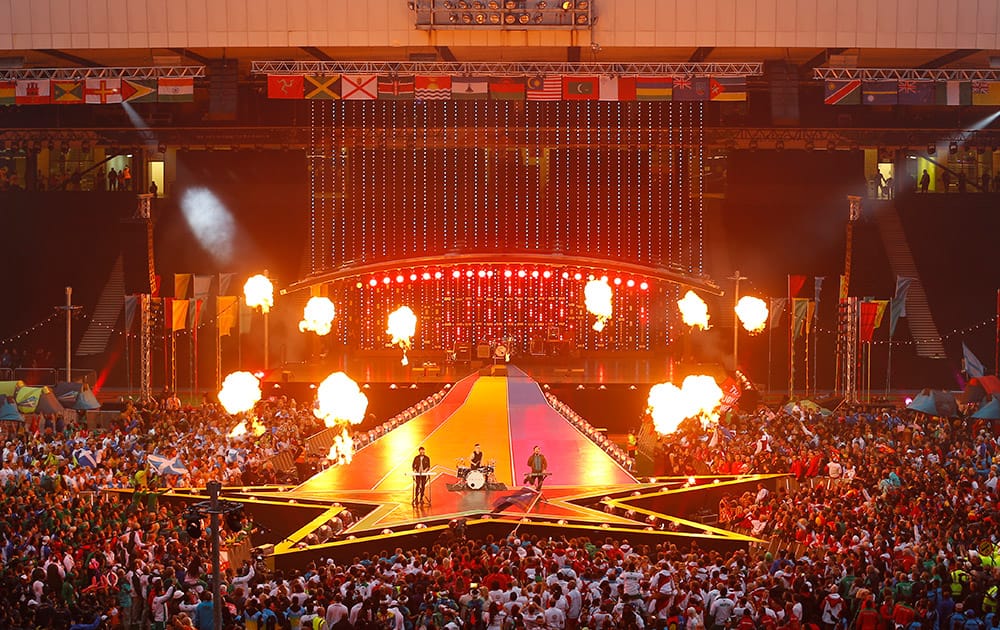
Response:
[526,445,548,490]
[412,446,430,504]
[470,443,484,469]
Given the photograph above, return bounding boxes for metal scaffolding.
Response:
[0,66,205,81]
[814,67,1000,81]
[135,194,155,402]
[250,60,764,76]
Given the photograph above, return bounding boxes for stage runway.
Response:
[288,366,637,528]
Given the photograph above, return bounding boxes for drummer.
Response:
[470,443,485,469]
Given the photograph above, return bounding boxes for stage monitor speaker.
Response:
[455,343,472,361]
[120,219,153,294]
[476,344,491,359]
[530,339,546,355]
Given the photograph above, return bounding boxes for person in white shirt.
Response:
[708,588,735,629]
[544,601,567,630]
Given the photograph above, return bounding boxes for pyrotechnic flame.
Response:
[228,416,267,438]
[646,374,724,435]
[243,274,274,313]
[299,296,336,336]
[218,371,262,415]
[584,278,613,331]
[735,296,768,334]
[314,372,369,427]
[387,306,417,365]
[326,428,355,465]
[677,290,710,330]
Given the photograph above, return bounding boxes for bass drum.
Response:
[464,469,487,490]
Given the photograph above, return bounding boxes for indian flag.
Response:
[158,77,194,102]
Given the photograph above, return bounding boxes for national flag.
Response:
[122,79,157,103]
[124,296,139,334]
[936,81,972,106]
[972,81,1000,106]
[158,77,194,102]
[562,76,598,100]
[218,272,237,296]
[813,276,825,310]
[672,75,710,101]
[85,78,123,104]
[267,75,304,99]
[217,296,238,337]
[526,75,561,101]
[377,75,414,100]
[0,81,14,105]
[15,79,50,104]
[304,75,340,100]
[709,76,747,101]
[415,75,451,100]
[341,75,378,100]
[768,297,786,330]
[897,80,935,106]
[862,80,897,105]
[823,79,861,105]
[74,448,98,468]
[635,77,673,101]
[192,275,214,301]
[788,274,808,298]
[872,300,889,328]
[451,76,489,100]
[174,273,192,299]
[171,299,189,331]
[839,274,849,300]
[51,80,84,104]
[489,76,526,100]
[963,342,986,379]
[146,453,189,476]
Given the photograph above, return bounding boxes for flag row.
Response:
[267,74,748,102]
[824,79,1000,106]
[0,77,194,105]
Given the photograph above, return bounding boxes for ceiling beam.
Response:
[40,49,104,67]
[301,47,334,62]
[919,49,978,69]
[169,48,211,66]
[689,47,714,63]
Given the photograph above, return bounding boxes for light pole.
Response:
[729,270,747,370]
[58,287,82,383]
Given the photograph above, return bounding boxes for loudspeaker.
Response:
[476,344,491,359]
[121,219,153,294]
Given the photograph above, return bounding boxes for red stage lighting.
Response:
[369,279,378,287]
[640,281,649,290]
[422,272,431,280]
[531,270,539,278]
[613,277,622,285]
[542,270,552,278]
[409,273,418,281]
[477,270,486,278]
[452,270,461,278]
[517,270,527,278]
[466,270,474,278]
[504,269,513,278]
[383,277,391,284]
[434,271,443,279]
[562,271,570,279]
[626,279,635,287]
[396,275,405,283]
[573,273,582,280]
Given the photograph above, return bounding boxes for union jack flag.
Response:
[673,76,692,90]
[973,80,990,94]
[899,80,918,94]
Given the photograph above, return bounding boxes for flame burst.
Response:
[646,374,724,435]
[584,278,613,331]
[678,290,710,330]
[299,297,336,336]
[735,296,769,334]
[326,428,355,465]
[228,416,267,438]
[218,371,262,415]
[243,274,274,313]
[386,306,417,365]
[314,372,369,427]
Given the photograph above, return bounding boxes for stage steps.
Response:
[874,201,946,359]
[76,255,125,357]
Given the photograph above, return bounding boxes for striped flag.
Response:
[378,76,414,100]
[158,77,194,102]
[709,76,746,101]
[862,80,897,105]
[415,75,451,100]
[936,81,971,106]
[824,79,861,105]
[635,77,673,101]
[452,76,489,100]
[526,76,561,101]
[0,81,14,105]
[489,76,526,100]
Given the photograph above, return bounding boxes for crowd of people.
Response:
[0,386,996,630]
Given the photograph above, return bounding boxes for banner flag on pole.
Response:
[174,273,192,299]
[873,300,890,328]
[217,296,238,337]
[124,295,139,333]
[839,274,849,300]
[218,273,237,296]
[813,277,825,315]
[890,276,914,337]
[788,275,808,298]
[769,297,787,330]
[193,275,213,301]
[239,299,253,334]
[859,301,879,342]
[963,342,986,379]
[189,298,204,327]
[792,299,811,339]
[171,299,189,331]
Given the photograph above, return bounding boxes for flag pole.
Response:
[788,276,794,400]
[767,313,773,395]
[995,288,999,376]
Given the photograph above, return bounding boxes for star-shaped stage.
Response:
[150,368,772,570]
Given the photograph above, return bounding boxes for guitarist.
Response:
[526,446,549,490]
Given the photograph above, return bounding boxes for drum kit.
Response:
[453,458,497,491]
